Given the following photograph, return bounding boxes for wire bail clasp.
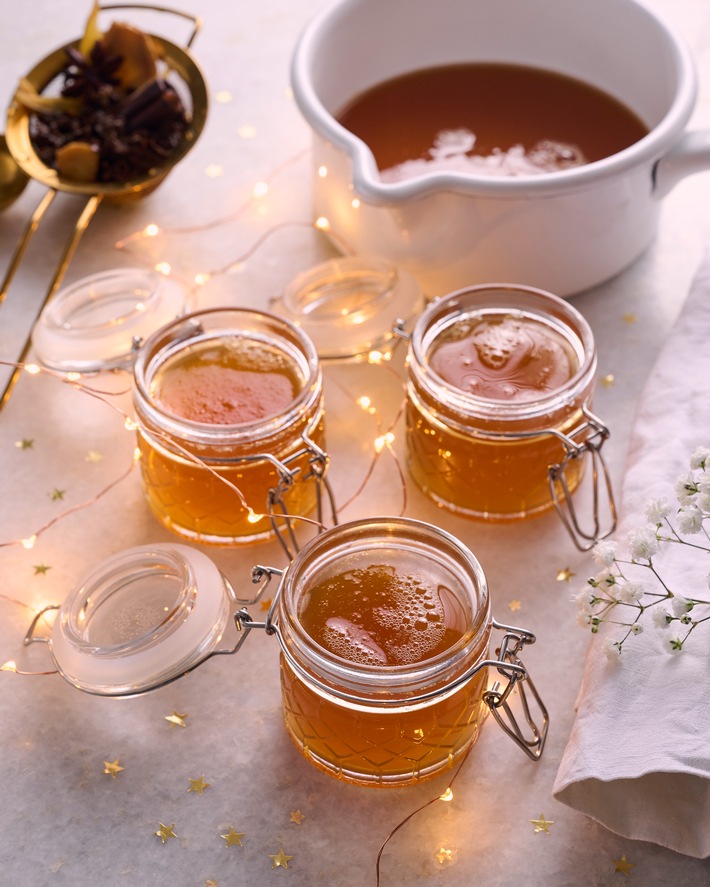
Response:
[483,619,549,761]
[548,405,617,551]
[267,431,338,560]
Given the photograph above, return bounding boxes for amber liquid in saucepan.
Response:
[138,337,323,544]
[407,311,586,519]
[280,562,489,786]
[337,63,648,178]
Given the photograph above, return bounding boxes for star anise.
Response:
[61,42,122,108]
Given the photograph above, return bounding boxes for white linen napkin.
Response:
[553,248,710,858]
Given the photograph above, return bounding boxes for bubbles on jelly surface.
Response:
[300,564,465,666]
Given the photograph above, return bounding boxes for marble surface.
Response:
[2,1,710,885]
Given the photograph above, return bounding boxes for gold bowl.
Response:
[4,32,208,203]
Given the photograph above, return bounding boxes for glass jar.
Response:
[268,517,546,787]
[27,520,547,782]
[133,308,327,546]
[405,284,612,536]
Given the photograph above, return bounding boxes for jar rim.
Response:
[277,517,491,700]
[133,307,322,445]
[408,284,596,421]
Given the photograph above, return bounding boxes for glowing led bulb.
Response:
[374,432,395,454]
[1,661,17,672]
[439,787,454,802]
[144,224,160,237]
[155,262,171,276]
[253,181,269,199]
[21,535,37,550]
[124,417,138,431]
[24,364,41,375]
[247,511,264,524]
[315,216,330,231]
[318,165,328,178]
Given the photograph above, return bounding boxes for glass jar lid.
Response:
[274,256,424,361]
[48,544,232,695]
[33,268,186,372]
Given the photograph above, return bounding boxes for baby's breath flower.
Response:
[574,446,710,657]
[591,569,616,589]
[652,608,672,629]
[675,472,699,504]
[671,595,693,616]
[618,581,645,603]
[602,637,623,663]
[577,612,593,629]
[573,587,595,613]
[689,447,710,471]
[592,540,617,567]
[677,503,704,535]
[645,497,671,525]
[627,525,659,562]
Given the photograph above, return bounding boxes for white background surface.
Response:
[2,1,710,885]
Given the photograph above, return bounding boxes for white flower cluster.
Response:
[574,446,710,660]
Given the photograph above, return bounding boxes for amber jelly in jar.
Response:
[405,285,614,546]
[256,517,547,787]
[133,308,327,546]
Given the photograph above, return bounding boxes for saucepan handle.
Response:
[653,129,710,198]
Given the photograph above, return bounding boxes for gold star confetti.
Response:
[435,846,455,864]
[613,854,636,876]
[155,823,178,843]
[508,599,522,612]
[15,438,34,449]
[530,814,554,834]
[622,312,637,324]
[103,759,125,779]
[556,566,575,582]
[205,881,219,887]
[260,598,273,612]
[84,450,104,463]
[215,90,232,103]
[289,810,305,825]
[221,827,245,847]
[205,163,224,178]
[601,374,615,388]
[269,848,294,869]
[187,775,210,795]
[50,488,66,501]
[165,710,188,728]
[33,564,51,575]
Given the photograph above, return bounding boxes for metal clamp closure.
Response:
[546,405,617,551]
[266,432,338,559]
[482,619,549,761]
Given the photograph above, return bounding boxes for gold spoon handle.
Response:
[0,188,56,306]
[0,192,103,410]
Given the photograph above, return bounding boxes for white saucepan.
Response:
[291,0,710,296]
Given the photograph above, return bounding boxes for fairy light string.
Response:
[375,744,474,886]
